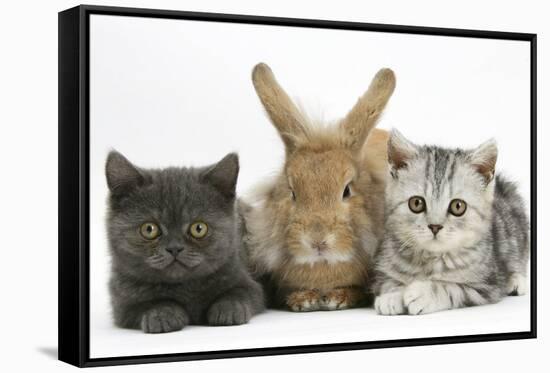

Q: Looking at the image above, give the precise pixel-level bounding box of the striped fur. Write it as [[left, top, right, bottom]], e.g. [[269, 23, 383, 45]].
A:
[[373, 130, 530, 315]]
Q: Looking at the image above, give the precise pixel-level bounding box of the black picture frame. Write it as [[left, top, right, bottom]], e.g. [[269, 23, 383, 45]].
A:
[[58, 4, 537, 368]]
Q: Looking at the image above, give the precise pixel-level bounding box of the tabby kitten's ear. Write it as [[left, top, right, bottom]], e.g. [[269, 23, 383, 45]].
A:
[[202, 153, 239, 199], [469, 139, 498, 184], [105, 150, 145, 194], [387, 129, 418, 176]]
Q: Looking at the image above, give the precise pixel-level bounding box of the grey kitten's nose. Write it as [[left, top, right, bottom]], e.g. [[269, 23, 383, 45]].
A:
[[428, 224, 443, 236], [166, 247, 184, 256]]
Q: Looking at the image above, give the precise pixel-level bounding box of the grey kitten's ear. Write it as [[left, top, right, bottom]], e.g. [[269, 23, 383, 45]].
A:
[[105, 150, 145, 194], [469, 139, 498, 184], [387, 129, 418, 175], [202, 153, 239, 199]]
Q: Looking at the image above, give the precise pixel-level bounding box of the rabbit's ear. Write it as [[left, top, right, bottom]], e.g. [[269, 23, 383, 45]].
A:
[[469, 139, 498, 184], [387, 129, 418, 176], [252, 63, 308, 152], [202, 152, 240, 199], [341, 68, 396, 152], [105, 150, 145, 194]]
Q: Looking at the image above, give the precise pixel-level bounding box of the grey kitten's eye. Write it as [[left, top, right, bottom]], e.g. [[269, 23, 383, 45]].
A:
[[140, 222, 161, 240], [449, 199, 467, 216], [343, 184, 351, 199], [408, 196, 426, 213], [189, 221, 208, 239]]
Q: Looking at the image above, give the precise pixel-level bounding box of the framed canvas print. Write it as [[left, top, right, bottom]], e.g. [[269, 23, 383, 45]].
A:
[[58, 5, 537, 367]]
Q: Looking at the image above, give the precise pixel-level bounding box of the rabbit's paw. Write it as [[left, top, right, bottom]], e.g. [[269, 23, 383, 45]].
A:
[[140, 304, 188, 333], [207, 299, 252, 326], [286, 290, 321, 312], [404, 281, 450, 315], [375, 291, 405, 315], [320, 287, 364, 310]]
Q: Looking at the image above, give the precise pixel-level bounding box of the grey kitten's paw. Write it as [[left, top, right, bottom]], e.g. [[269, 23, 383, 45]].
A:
[[375, 291, 405, 315], [207, 299, 252, 326], [404, 281, 450, 315], [140, 305, 188, 333]]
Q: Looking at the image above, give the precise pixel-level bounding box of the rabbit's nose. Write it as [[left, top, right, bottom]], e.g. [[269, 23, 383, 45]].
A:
[[312, 240, 329, 252]]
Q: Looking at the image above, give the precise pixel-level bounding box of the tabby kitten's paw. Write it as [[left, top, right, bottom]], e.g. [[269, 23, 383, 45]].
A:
[[375, 291, 405, 315], [404, 281, 450, 315], [140, 305, 189, 333], [286, 290, 321, 312], [507, 273, 527, 296], [207, 299, 252, 326]]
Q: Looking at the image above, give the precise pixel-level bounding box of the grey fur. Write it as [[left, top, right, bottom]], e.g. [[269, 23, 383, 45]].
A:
[[374, 130, 529, 315], [105, 151, 265, 333]]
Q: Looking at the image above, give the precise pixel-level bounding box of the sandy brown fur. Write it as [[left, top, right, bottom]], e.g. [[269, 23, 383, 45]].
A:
[[245, 63, 395, 311], [275, 257, 369, 290]]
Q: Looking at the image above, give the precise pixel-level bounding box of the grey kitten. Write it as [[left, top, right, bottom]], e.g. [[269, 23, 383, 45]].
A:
[[373, 130, 529, 315], [105, 151, 264, 333]]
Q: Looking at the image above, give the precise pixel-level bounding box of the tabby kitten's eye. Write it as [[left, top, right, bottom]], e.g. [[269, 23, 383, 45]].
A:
[[408, 196, 426, 213], [189, 221, 208, 239], [291, 190, 296, 201], [343, 184, 351, 199], [140, 222, 161, 240], [449, 199, 467, 216]]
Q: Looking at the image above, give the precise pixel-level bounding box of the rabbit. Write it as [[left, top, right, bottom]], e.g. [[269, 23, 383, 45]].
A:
[[242, 63, 396, 311]]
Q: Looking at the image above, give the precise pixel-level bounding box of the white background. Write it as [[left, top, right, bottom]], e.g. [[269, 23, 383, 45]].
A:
[[0, 0, 547, 372], [88, 13, 531, 358]]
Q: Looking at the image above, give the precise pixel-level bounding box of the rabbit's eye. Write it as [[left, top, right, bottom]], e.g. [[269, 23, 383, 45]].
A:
[[343, 184, 351, 199]]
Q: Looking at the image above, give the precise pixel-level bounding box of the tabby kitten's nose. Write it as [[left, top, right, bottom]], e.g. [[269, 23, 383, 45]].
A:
[[428, 224, 443, 236], [166, 247, 184, 256]]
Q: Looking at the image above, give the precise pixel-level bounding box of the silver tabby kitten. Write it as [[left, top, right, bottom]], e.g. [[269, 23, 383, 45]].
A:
[[373, 130, 529, 315]]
